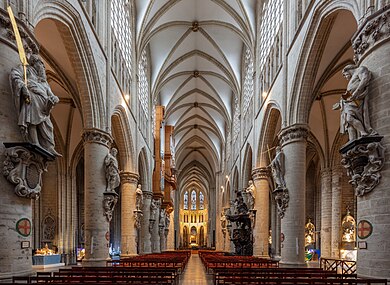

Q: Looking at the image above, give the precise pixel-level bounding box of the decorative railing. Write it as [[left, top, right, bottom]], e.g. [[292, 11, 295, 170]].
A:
[[320, 257, 356, 275]]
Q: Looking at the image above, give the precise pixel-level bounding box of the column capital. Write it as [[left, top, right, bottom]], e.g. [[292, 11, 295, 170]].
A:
[[278, 124, 309, 147], [82, 128, 112, 148], [352, 6, 390, 63], [143, 191, 154, 200], [251, 167, 270, 181], [120, 171, 139, 184], [320, 168, 332, 178]]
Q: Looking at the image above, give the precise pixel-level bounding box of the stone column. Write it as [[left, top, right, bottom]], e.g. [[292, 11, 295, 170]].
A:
[[140, 191, 152, 254], [252, 167, 271, 257], [279, 124, 308, 265], [82, 129, 112, 266], [120, 171, 139, 257], [166, 211, 175, 250], [331, 166, 343, 258], [151, 198, 161, 253], [320, 168, 332, 258], [351, 6, 390, 279]]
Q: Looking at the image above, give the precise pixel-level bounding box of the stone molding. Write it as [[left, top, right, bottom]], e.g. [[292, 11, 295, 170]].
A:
[[352, 5, 390, 63], [251, 167, 270, 181], [3, 146, 47, 199], [120, 171, 139, 185], [278, 124, 309, 147], [82, 128, 112, 148], [0, 10, 38, 56]]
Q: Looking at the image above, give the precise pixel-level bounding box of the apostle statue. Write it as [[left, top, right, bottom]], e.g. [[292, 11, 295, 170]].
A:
[[135, 184, 143, 210], [270, 146, 285, 190], [9, 53, 61, 157], [104, 148, 120, 192], [333, 64, 376, 141]]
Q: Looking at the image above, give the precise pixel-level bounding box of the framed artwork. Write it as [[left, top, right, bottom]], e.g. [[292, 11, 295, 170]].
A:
[[358, 241, 367, 249]]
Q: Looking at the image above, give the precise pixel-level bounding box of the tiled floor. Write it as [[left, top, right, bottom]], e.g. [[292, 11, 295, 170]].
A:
[[179, 253, 213, 285]]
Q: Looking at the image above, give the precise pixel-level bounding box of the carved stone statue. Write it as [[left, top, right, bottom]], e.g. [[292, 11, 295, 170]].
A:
[[9, 53, 61, 157], [150, 199, 158, 221], [136, 184, 143, 210], [270, 146, 285, 190], [159, 208, 166, 227], [104, 148, 120, 192], [102, 194, 118, 222], [333, 65, 376, 141], [244, 180, 255, 210]]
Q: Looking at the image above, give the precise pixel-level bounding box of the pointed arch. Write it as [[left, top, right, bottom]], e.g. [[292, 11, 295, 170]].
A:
[[288, 2, 359, 125], [33, 0, 106, 129], [112, 106, 136, 172]]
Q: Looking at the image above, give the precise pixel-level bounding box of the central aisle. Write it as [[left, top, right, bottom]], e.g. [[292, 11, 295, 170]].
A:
[[179, 253, 213, 285]]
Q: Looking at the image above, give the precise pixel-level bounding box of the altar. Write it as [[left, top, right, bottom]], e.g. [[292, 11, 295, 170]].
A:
[[32, 254, 64, 269]]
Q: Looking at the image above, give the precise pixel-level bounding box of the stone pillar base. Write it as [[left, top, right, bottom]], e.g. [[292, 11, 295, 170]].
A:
[[82, 258, 109, 267], [279, 261, 307, 267], [120, 253, 138, 258], [0, 269, 34, 280]]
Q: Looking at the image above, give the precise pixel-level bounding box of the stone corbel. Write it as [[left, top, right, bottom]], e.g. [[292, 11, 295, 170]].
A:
[[3, 144, 49, 199], [340, 136, 385, 196], [133, 209, 143, 229], [273, 187, 289, 219], [102, 191, 119, 222]]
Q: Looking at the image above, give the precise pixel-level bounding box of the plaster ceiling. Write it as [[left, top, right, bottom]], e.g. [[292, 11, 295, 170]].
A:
[[135, 0, 256, 186]]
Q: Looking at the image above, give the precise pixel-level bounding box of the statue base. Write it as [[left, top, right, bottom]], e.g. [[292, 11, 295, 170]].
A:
[[2, 142, 53, 199], [4, 142, 56, 161], [339, 135, 385, 196]]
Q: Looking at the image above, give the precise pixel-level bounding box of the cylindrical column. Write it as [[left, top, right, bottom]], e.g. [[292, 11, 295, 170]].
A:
[[120, 171, 139, 257], [351, 6, 390, 279], [151, 199, 161, 253], [166, 211, 175, 250], [279, 124, 308, 265], [331, 166, 343, 258], [320, 168, 332, 258], [82, 129, 112, 266], [252, 167, 271, 257], [140, 192, 153, 254]]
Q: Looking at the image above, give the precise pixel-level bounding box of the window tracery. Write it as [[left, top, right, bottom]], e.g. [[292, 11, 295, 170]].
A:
[[138, 50, 149, 117], [111, 0, 132, 73], [242, 47, 254, 115]]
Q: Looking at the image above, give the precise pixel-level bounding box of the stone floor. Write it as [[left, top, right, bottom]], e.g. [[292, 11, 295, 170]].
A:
[[179, 253, 213, 285]]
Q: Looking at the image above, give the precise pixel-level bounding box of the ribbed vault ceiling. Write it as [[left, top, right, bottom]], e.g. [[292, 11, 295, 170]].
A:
[[135, 0, 256, 188]]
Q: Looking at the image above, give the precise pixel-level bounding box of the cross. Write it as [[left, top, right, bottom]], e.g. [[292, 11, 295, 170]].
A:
[[18, 219, 31, 236], [358, 221, 371, 238]]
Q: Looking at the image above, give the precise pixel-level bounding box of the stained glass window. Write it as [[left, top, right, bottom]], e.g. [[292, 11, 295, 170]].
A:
[[184, 191, 188, 210], [199, 192, 204, 210], [191, 190, 196, 210]]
